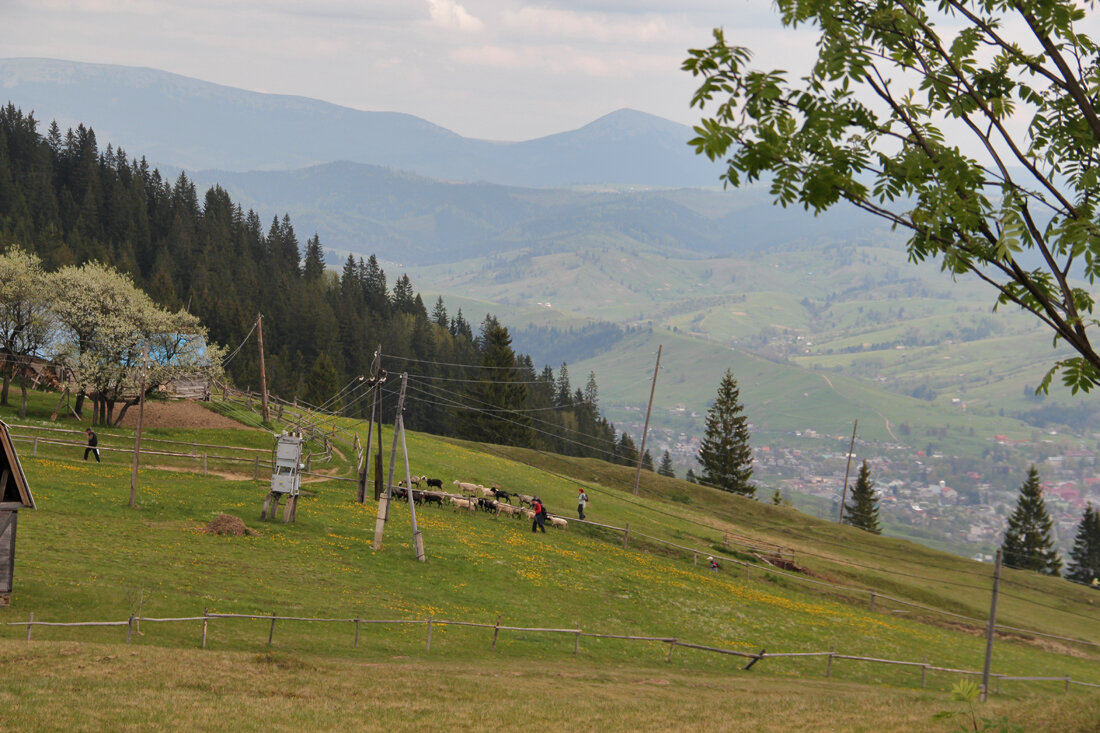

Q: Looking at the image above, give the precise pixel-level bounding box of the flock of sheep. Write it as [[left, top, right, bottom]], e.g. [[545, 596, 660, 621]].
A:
[[393, 476, 569, 529]]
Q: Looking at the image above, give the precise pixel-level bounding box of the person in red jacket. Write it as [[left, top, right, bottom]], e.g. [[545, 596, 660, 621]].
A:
[[531, 497, 546, 533]]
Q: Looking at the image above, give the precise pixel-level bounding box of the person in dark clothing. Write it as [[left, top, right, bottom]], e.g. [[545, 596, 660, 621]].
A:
[[84, 428, 100, 462], [531, 497, 546, 533], [577, 489, 589, 520]]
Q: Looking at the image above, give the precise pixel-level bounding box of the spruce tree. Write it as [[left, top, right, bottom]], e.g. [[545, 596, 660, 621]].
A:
[[1065, 504, 1100, 586], [697, 369, 754, 497], [658, 450, 675, 478], [462, 316, 530, 446], [842, 460, 881, 534], [615, 432, 639, 466], [685, 468, 698, 484], [771, 489, 784, 506], [1002, 466, 1062, 576], [641, 448, 654, 472]]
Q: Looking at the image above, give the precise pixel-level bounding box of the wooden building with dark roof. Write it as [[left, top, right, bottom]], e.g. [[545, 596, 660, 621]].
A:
[[0, 420, 35, 606]]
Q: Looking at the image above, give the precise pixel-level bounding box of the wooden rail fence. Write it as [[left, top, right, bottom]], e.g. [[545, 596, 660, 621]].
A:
[[8, 610, 1099, 695]]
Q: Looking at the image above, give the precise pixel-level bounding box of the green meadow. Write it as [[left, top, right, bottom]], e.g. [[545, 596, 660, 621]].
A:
[[1, 390, 1098, 730]]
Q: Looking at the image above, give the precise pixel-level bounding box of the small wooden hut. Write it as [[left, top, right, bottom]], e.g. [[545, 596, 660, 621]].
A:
[[0, 420, 35, 606]]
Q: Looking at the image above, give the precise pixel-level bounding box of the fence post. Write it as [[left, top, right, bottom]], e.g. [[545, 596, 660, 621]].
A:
[[126, 613, 134, 644], [426, 618, 433, 652], [354, 619, 360, 648], [826, 646, 834, 678], [921, 656, 927, 688], [667, 640, 676, 662], [201, 607, 208, 649], [745, 562, 750, 581], [574, 627, 581, 656], [870, 591, 876, 613], [268, 611, 276, 645], [492, 614, 501, 652], [622, 523, 630, 550], [693, 552, 697, 568], [1065, 676, 1071, 694], [25, 612, 33, 641]]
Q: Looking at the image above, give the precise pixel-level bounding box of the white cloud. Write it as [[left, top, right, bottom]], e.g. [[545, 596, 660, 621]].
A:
[[427, 0, 484, 32], [451, 43, 674, 77], [503, 6, 674, 43]]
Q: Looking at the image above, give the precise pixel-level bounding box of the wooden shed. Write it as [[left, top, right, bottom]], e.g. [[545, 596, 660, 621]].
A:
[[0, 420, 35, 606]]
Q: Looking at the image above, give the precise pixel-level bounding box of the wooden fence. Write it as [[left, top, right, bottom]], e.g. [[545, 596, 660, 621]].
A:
[[6, 426, 351, 483], [8, 609, 1099, 695]]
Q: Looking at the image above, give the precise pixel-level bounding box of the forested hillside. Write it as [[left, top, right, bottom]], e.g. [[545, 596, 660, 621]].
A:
[[0, 104, 632, 460]]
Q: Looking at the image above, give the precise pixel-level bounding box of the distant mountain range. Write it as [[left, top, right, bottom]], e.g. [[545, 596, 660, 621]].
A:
[[185, 161, 889, 266], [0, 58, 724, 188]]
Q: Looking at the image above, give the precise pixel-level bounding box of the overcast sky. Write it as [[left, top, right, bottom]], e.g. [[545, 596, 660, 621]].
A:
[[3, 0, 815, 141]]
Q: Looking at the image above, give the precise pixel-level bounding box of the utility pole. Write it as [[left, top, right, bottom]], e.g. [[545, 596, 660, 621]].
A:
[[256, 313, 270, 423], [129, 342, 148, 509], [373, 346, 385, 500], [981, 548, 1003, 702], [837, 419, 858, 523], [372, 373, 424, 561], [357, 348, 382, 503], [633, 344, 662, 496]]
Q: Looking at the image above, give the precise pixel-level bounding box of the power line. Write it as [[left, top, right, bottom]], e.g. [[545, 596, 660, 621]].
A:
[[403, 381, 623, 464], [220, 320, 259, 367]]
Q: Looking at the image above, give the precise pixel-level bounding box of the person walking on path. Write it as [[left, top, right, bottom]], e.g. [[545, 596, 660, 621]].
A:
[[577, 489, 589, 520], [708, 556, 719, 572], [84, 428, 100, 462], [531, 497, 547, 533]]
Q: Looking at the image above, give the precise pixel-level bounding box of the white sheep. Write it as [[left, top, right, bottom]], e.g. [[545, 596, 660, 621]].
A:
[[450, 497, 474, 512], [453, 480, 482, 495], [495, 502, 522, 519], [549, 516, 568, 529]]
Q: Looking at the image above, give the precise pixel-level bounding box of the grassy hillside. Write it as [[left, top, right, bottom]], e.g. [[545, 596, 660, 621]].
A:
[[1, 392, 1098, 731]]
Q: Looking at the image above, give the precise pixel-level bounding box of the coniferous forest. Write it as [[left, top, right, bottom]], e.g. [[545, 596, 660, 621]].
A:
[[0, 104, 623, 459]]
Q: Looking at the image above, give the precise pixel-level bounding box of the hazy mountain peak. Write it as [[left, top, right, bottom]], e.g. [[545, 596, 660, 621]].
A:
[[0, 57, 720, 187]]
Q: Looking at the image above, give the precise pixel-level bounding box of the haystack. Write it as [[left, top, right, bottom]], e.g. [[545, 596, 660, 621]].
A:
[[203, 513, 258, 536]]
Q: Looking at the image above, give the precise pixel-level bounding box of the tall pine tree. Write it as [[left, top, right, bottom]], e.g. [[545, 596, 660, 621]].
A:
[[1002, 466, 1062, 576], [1065, 504, 1100, 586], [658, 450, 675, 478], [697, 369, 754, 497], [842, 460, 881, 534], [462, 316, 531, 446]]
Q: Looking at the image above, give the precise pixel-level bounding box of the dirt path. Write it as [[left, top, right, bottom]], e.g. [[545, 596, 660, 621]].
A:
[[117, 401, 254, 430]]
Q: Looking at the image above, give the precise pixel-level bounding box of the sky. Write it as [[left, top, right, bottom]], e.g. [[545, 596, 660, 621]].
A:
[[1, 0, 812, 141]]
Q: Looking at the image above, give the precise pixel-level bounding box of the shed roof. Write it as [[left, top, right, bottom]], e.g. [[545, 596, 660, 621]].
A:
[[0, 421, 34, 509]]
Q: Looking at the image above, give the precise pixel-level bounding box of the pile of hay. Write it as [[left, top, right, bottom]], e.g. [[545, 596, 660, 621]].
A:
[[203, 513, 258, 536]]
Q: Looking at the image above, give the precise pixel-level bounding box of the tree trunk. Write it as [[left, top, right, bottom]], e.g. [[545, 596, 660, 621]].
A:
[[106, 398, 116, 426], [112, 397, 139, 427], [18, 370, 28, 419], [1, 370, 9, 407], [74, 392, 85, 418]]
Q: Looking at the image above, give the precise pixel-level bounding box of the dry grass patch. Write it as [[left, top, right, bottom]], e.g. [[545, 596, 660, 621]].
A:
[[1, 640, 1098, 732]]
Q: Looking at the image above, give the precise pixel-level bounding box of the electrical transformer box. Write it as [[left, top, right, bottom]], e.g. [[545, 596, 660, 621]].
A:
[[270, 433, 304, 496]]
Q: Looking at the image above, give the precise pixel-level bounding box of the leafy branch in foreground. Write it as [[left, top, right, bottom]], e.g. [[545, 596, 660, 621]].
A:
[[685, 0, 1100, 393], [933, 679, 1022, 732]]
